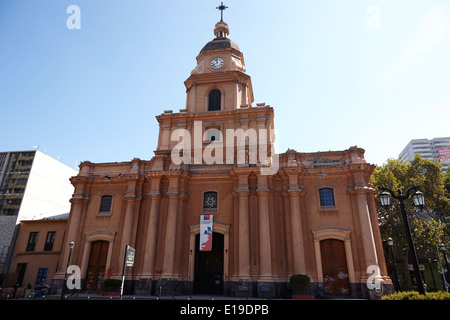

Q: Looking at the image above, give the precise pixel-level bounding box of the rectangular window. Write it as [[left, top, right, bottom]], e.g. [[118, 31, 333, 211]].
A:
[[16, 263, 27, 286], [26, 232, 38, 252], [319, 188, 335, 207], [99, 195, 113, 212], [44, 231, 56, 251], [36, 268, 48, 286]]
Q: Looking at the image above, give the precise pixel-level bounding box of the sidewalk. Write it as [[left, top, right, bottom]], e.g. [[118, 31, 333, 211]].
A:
[[16, 293, 268, 300], [10, 292, 367, 300], [9, 292, 291, 301]]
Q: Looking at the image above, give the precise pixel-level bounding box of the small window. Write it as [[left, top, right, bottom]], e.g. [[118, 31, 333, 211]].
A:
[[204, 128, 222, 142], [44, 231, 56, 251], [203, 191, 218, 210], [99, 195, 112, 212], [26, 232, 38, 252], [319, 188, 335, 207], [36, 268, 48, 286], [208, 90, 221, 111]]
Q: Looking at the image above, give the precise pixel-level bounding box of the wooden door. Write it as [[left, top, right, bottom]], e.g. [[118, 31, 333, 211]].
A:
[[84, 241, 109, 292], [320, 239, 350, 296]]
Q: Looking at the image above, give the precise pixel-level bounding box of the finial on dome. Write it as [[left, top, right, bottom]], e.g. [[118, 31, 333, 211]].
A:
[[216, 2, 228, 21], [214, 20, 229, 39]]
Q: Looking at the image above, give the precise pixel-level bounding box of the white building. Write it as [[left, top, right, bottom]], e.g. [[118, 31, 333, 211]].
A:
[[398, 137, 450, 172], [0, 150, 78, 272]]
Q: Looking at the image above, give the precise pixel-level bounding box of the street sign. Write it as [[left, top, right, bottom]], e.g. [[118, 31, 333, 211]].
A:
[[408, 264, 425, 271], [120, 244, 135, 300], [125, 246, 136, 267]]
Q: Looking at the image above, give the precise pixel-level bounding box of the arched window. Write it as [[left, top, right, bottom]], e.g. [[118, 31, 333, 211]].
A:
[[203, 191, 218, 210], [319, 188, 335, 207], [205, 128, 222, 142], [208, 90, 221, 111], [99, 195, 112, 212]]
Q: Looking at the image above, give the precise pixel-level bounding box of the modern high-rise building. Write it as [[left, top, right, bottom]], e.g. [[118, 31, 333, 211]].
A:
[[0, 150, 77, 272], [398, 137, 450, 172]]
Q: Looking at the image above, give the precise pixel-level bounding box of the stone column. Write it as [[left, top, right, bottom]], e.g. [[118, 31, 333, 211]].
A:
[[174, 175, 188, 276], [120, 181, 139, 272], [158, 122, 171, 151], [236, 173, 251, 280], [162, 176, 179, 278], [355, 191, 378, 268], [119, 160, 142, 276], [257, 175, 272, 280], [287, 172, 306, 275], [55, 164, 91, 281], [59, 197, 86, 274], [187, 83, 197, 112], [142, 177, 161, 276], [367, 192, 390, 278]]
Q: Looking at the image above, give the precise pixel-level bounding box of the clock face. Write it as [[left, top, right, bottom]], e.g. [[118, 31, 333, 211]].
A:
[[210, 57, 224, 69]]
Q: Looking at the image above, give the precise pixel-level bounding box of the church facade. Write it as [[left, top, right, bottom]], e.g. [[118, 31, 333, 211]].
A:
[[52, 17, 391, 298]]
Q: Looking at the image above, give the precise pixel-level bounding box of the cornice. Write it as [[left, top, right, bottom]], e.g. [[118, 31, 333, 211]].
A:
[[184, 70, 250, 90]]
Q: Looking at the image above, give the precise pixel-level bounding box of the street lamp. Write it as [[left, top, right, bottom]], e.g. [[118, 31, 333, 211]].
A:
[[60, 241, 75, 300], [378, 185, 425, 294], [440, 244, 449, 292], [387, 237, 401, 292], [379, 191, 391, 207], [411, 190, 425, 209]]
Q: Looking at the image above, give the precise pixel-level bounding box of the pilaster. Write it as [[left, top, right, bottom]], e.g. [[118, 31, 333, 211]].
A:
[[142, 177, 161, 277], [161, 175, 180, 278], [235, 172, 251, 280], [256, 175, 273, 281], [285, 170, 306, 275]]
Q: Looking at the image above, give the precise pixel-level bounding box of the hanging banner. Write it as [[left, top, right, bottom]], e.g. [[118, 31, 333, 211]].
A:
[[200, 215, 213, 251]]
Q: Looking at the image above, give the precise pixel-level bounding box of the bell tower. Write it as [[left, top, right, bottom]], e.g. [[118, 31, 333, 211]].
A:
[[184, 18, 254, 113], [154, 3, 275, 172]]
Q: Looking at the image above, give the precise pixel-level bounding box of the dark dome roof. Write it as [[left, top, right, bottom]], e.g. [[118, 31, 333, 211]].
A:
[[200, 38, 240, 53]]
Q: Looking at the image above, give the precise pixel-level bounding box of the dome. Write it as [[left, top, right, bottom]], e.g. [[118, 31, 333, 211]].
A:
[[200, 20, 240, 53], [200, 38, 240, 53]]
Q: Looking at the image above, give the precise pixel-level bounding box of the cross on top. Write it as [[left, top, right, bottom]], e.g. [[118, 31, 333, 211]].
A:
[[216, 2, 228, 21]]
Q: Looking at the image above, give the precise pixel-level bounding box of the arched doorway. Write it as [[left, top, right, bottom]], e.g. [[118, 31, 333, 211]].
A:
[[194, 232, 224, 294], [85, 240, 109, 292], [320, 239, 350, 296]]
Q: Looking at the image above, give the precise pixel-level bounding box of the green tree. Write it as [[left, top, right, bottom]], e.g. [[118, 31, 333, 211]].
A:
[[444, 171, 450, 195], [411, 217, 447, 257], [372, 155, 450, 290]]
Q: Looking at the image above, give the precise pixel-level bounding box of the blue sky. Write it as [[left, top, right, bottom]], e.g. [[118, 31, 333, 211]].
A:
[[0, 0, 449, 170]]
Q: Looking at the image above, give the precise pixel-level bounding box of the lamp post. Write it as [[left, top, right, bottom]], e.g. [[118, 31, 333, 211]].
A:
[[440, 244, 449, 292], [60, 241, 75, 300], [428, 258, 436, 290], [378, 185, 425, 295], [387, 237, 401, 292]]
